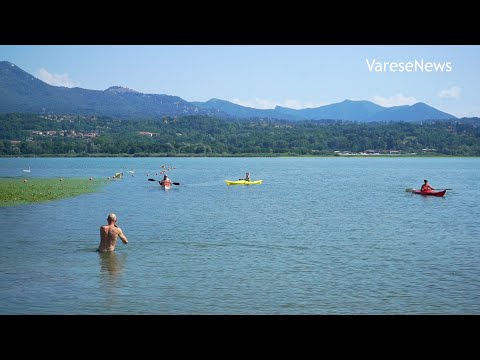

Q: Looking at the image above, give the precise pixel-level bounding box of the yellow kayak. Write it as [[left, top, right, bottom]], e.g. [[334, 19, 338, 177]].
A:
[[225, 180, 263, 185]]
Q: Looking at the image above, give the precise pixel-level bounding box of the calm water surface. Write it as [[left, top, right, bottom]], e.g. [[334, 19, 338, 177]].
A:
[[0, 157, 479, 314]]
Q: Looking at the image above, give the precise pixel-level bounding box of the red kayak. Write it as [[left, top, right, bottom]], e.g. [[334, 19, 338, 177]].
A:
[[413, 189, 447, 197]]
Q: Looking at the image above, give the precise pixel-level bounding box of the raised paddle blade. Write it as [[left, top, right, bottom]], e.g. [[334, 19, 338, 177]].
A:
[[147, 178, 157, 181], [173, 182, 180, 185]]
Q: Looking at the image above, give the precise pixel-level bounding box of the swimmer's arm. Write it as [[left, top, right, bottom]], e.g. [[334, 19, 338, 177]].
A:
[[117, 228, 128, 244]]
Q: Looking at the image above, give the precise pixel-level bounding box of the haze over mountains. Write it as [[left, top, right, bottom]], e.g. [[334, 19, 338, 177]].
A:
[[0, 61, 457, 122]]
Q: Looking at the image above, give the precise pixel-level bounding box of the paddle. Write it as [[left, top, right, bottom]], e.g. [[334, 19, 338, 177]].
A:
[[148, 178, 180, 185]]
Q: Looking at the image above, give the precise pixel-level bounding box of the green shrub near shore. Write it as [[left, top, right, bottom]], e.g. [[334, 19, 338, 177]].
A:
[[0, 178, 106, 207]]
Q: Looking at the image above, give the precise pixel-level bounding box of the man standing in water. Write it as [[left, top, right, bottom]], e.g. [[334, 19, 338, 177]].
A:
[[98, 213, 128, 252]]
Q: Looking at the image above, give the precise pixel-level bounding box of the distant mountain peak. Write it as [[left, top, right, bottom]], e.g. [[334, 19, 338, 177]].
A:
[[195, 98, 457, 122], [0, 61, 31, 74], [206, 98, 229, 104], [104, 86, 139, 94], [0, 60, 46, 87], [340, 99, 370, 104], [411, 102, 428, 107], [0, 61, 16, 67]]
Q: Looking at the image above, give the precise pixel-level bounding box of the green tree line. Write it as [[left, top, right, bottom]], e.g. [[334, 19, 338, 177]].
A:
[[1, 113, 479, 156]]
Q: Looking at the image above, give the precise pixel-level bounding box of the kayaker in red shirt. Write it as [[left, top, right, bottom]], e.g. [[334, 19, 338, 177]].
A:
[[420, 179, 434, 191], [160, 174, 172, 187]]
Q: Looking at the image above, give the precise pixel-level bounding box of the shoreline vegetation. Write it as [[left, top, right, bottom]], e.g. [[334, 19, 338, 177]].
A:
[[0, 153, 477, 158], [0, 178, 106, 207], [1, 114, 479, 157]]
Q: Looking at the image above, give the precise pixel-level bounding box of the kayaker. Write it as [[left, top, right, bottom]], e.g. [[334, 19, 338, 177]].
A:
[[420, 179, 435, 191], [98, 213, 128, 252], [245, 172, 251, 181], [160, 174, 172, 187]]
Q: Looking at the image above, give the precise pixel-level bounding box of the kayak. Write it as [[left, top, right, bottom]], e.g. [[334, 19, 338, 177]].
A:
[[225, 180, 263, 185], [412, 189, 446, 197]]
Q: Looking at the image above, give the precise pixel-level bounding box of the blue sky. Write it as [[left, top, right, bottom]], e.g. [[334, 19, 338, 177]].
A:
[[1, 45, 479, 117]]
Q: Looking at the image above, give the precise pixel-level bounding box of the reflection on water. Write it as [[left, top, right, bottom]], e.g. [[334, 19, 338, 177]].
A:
[[98, 251, 127, 276], [98, 251, 127, 307]]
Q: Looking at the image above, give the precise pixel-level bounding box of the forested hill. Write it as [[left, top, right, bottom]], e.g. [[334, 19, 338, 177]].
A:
[[0, 61, 223, 119], [193, 98, 457, 122], [1, 113, 479, 156], [1, 61, 457, 122]]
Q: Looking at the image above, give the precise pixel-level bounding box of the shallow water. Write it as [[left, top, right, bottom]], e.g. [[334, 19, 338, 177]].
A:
[[0, 157, 479, 314]]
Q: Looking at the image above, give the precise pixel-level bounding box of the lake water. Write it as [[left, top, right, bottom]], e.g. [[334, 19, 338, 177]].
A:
[[0, 157, 479, 314]]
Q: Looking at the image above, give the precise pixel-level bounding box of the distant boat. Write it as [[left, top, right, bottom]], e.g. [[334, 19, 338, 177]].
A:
[[225, 179, 263, 185], [23, 167, 31, 173]]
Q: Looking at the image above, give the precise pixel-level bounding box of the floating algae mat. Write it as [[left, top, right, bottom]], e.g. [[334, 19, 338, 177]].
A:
[[0, 178, 107, 207]]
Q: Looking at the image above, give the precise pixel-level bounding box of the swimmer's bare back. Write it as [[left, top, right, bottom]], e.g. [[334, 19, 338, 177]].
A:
[[97, 224, 128, 252]]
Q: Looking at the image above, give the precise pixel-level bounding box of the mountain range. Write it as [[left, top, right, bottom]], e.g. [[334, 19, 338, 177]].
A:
[[0, 61, 457, 122]]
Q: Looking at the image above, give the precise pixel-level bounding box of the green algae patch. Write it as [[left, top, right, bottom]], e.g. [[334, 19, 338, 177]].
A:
[[0, 178, 107, 207]]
